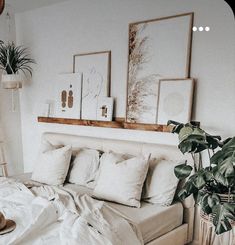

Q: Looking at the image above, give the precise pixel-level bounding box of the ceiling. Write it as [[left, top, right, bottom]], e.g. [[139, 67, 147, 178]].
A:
[[6, 0, 69, 13]]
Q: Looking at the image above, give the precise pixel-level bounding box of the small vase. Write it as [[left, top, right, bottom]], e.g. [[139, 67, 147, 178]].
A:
[[1, 74, 22, 89]]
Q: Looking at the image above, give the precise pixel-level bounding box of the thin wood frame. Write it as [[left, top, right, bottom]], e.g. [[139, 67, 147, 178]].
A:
[[73, 50, 111, 120], [125, 12, 194, 124], [73, 50, 111, 96], [157, 78, 194, 124]]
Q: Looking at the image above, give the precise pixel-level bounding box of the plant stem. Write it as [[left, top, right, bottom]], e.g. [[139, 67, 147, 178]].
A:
[[199, 152, 203, 170], [191, 153, 197, 172], [228, 187, 231, 203], [207, 149, 211, 170]]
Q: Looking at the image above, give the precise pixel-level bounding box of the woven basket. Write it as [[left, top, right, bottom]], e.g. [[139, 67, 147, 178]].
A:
[[200, 191, 235, 225]]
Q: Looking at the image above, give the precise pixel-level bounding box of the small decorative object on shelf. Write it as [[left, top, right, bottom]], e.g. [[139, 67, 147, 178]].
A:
[[168, 120, 235, 244], [96, 97, 113, 121]]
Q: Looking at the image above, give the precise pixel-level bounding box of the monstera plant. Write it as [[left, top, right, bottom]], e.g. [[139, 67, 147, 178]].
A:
[[168, 120, 235, 235]]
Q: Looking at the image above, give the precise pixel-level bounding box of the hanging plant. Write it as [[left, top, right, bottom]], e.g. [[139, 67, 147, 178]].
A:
[[0, 41, 35, 76]]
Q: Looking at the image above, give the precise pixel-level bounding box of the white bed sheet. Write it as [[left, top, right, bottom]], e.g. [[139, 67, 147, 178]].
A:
[[13, 174, 183, 244], [64, 183, 183, 244]]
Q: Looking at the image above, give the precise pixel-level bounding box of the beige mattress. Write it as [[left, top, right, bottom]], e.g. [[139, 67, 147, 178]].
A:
[[13, 174, 183, 244]]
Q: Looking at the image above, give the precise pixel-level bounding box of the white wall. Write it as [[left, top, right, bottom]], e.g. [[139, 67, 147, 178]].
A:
[[15, 0, 235, 172], [0, 5, 24, 174]]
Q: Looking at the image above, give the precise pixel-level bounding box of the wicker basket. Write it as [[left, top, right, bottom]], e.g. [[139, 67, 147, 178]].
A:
[[200, 191, 235, 225]]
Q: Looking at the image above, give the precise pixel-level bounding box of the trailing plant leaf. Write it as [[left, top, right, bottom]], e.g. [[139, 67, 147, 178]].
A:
[[212, 203, 235, 235], [0, 41, 35, 75], [174, 162, 193, 180]]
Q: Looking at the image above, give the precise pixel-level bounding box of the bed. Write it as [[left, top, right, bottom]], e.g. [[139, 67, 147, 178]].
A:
[[0, 132, 195, 245]]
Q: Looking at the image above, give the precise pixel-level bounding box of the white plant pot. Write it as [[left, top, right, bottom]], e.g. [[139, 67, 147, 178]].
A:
[[1, 74, 22, 89]]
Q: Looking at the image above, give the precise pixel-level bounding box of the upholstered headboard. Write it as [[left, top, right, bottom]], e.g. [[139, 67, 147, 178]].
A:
[[43, 132, 190, 161], [42, 132, 195, 243]]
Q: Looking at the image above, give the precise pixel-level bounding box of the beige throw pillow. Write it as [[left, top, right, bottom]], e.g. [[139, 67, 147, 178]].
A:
[[142, 159, 179, 206], [68, 148, 100, 187], [31, 141, 72, 185], [93, 152, 150, 208]]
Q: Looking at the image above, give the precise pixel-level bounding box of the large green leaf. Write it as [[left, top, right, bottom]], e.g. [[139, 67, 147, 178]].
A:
[[210, 150, 224, 165], [200, 193, 212, 214], [212, 203, 235, 235], [178, 181, 198, 201], [214, 171, 231, 187], [222, 137, 235, 150], [174, 163, 193, 180], [207, 193, 220, 208], [217, 156, 235, 178], [178, 126, 193, 143], [206, 134, 222, 150]]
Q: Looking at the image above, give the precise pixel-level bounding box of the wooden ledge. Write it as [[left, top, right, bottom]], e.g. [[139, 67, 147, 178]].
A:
[[38, 117, 172, 132]]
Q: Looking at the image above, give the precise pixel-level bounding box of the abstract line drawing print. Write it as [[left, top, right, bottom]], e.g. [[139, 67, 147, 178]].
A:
[[73, 51, 111, 120]]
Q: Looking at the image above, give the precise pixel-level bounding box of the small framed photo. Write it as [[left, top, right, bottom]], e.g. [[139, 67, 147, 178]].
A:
[[96, 97, 114, 121], [157, 78, 194, 124]]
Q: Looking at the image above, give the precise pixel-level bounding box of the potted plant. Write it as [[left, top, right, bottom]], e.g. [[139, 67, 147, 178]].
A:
[[167, 120, 235, 235], [0, 40, 35, 89]]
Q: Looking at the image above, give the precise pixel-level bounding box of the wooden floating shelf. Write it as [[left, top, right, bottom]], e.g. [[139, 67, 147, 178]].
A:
[[38, 117, 172, 132]]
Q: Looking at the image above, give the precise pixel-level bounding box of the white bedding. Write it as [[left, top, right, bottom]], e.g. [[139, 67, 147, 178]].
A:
[[63, 183, 183, 243], [10, 174, 184, 243], [0, 178, 143, 245]]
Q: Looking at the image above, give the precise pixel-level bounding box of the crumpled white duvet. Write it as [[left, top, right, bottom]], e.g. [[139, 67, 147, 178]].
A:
[[0, 178, 143, 245]]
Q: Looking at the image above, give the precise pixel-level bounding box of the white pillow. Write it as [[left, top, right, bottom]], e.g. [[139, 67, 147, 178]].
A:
[[68, 148, 100, 187], [142, 159, 179, 206], [93, 152, 150, 208], [31, 141, 72, 186]]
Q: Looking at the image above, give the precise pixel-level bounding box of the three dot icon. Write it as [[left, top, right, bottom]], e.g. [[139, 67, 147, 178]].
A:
[[193, 26, 210, 32]]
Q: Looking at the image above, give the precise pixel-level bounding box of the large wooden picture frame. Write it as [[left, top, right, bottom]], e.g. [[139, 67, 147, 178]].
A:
[[126, 12, 194, 124], [73, 51, 111, 120]]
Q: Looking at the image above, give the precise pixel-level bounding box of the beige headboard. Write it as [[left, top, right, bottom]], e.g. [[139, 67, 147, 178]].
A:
[[42, 132, 195, 243], [43, 132, 190, 161]]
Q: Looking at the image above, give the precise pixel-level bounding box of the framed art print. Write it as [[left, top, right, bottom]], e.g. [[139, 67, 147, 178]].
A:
[[55, 73, 82, 119], [96, 97, 114, 121], [73, 51, 111, 120], [157, 78, 194, 124], [126, 13, 194, 124]]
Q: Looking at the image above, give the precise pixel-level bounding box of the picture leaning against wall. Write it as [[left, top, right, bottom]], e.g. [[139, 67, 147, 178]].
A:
[[73, 51, 111, 120], [126, 13, 194, 124]]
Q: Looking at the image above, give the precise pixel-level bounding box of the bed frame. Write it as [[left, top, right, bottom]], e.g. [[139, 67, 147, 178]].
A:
[[40, 132, 195, 245]]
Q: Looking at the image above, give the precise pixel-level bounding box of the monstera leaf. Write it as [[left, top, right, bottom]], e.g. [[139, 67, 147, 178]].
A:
[[206, 134, 222, 150], [217, 156, 235, 178], [174, 162, 193, 180], [212, 203, 235, 235], [178, 180, 198, 201]]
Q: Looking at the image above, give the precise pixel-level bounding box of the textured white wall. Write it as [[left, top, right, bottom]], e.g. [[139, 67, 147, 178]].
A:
[[15, 0, 235, 172], [0, 5, 23, 174]]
